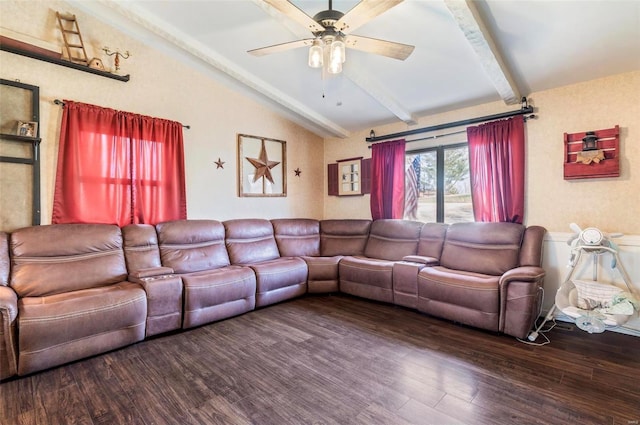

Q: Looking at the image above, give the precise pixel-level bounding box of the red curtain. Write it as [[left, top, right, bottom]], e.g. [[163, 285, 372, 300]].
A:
[[370, 139, 406, 220], [467, 115, 525, 223], [52, 101, 186, 226]]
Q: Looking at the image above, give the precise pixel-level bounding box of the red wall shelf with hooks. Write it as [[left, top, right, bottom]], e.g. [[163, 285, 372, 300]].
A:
[[563, 125, 619, 180]]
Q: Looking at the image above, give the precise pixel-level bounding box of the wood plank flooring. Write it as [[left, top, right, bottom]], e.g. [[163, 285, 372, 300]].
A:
[[1, 294, 639, 425]]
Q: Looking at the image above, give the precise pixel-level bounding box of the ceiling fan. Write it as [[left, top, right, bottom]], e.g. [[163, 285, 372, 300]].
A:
[[248, 0, 415, 74]]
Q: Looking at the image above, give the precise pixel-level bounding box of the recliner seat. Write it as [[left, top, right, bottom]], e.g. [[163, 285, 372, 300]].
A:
[[224, 219, 307, 307], [9, 224, 147, 376], [156, 220, 256, 329], [339, 219, 423, 303], [417, 222, 546, 338]]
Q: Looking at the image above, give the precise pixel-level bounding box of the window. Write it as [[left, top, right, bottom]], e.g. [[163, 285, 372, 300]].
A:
[[405, 143, 473, 223]]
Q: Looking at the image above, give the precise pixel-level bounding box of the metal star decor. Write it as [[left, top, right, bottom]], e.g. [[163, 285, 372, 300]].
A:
[[214, 158, 225, 169], [294, 168, 302, 177], [245, 140, 280, 184]]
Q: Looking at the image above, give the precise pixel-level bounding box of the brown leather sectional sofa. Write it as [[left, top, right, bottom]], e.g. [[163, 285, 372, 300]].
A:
[[0, 218, 546, 380]]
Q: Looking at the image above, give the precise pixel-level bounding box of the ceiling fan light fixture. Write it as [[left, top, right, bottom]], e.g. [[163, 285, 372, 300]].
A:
[[330, 35, 346, 64], [327, 56, 342, 74], [308, 38, 324, 68]]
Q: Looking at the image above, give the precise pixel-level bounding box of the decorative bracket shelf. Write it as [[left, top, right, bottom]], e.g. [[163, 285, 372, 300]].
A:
[[0, 38, 129, 82]]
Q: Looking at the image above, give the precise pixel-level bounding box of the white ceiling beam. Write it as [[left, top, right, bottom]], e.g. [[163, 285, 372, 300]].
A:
[[343, 66, 418, 125], [70, 0, 350, 138], [444, 0, 521, 105]]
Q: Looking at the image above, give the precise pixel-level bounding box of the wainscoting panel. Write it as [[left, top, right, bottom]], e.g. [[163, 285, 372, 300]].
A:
[[542, 232, 640, 337]]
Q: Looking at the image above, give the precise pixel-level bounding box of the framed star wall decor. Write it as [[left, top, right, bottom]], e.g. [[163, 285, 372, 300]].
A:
[[237, 134, 287, 197]]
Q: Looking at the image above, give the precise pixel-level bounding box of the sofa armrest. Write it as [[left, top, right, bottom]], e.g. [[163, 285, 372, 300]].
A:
[[0, 286, 18, 380], [401, 255, 439, 266], [499, 266, 546, 339], [128, 266, 175, 282], [0, 286, 17, 321], [499, 266, 545, 285]]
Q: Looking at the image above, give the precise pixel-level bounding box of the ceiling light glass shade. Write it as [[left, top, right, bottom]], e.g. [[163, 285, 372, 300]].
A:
[[308, 39, 323, 68], [330, 36, 346, 64], [328, 57, 342, 74]]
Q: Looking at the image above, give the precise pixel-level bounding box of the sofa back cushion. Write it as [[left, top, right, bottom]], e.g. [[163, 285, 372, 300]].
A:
[[364, 219, 423, 261], [416, 223, 449, 259], [320, 219, 371, 256], [272, 219, 320, 257], [122, 224, 162, 273], [156, 220, 230, 273], [519, 225, 546, 267], [440, 222, 525, 275], [10, 224, 127, 298], [224, 219, 280, 264], [0, 232, 9, 287]]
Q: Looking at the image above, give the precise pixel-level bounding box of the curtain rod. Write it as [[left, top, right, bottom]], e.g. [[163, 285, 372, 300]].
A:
[[53, 99, 190, 129], [367, 113, 537, 149], [366, 97, 534, 143], [367, 129, 465, 149]]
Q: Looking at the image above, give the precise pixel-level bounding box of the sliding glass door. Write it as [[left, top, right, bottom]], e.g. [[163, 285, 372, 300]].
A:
[[405, 143, 472, 223]]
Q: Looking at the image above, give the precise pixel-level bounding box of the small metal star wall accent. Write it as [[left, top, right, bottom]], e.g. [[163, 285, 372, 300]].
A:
[[294, 168, 302, 177], [214, 158, 225, 169]]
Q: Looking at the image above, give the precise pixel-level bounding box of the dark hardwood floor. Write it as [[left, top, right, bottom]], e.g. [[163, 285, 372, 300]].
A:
[[2, 294, 639, 425]]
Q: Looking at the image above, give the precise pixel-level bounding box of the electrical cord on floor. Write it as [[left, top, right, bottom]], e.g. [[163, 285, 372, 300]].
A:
[[516, 287, 556, 346], [517, 318, 556, 346]]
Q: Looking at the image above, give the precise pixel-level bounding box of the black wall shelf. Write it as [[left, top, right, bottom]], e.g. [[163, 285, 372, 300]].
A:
[[1, 43, 130, 82], [0, 78, 42, 226]]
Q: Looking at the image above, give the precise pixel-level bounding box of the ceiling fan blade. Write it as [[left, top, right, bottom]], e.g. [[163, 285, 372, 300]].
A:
[[248, 38, 314, 56], [334, 0, 403, 34], [261, 0, 324, 33], [345, 34, 414, 60]]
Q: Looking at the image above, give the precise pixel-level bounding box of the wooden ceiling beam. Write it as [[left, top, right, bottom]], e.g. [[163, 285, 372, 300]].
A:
[[70, 0, 350, 138], [444, 0, 521, 105], [343, 67, 418, 125]]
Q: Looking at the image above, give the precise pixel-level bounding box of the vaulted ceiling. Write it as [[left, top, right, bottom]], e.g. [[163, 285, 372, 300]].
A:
[[70, 0, 640, 138]]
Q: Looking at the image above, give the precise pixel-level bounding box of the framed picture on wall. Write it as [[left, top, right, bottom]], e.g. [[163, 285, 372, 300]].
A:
[[237, 134, 287, 197], [16, 121, 38, 137]]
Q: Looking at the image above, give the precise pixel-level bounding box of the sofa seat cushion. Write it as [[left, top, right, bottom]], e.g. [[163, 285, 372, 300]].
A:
[[303, 255, 342, 293], [339, 256, 395, 303], [304, 256, 342, 281], [250, 257, 307, 307], [181, 266, 256, 329], [17, 282, 146, 375], [417, 266, 500, 332]]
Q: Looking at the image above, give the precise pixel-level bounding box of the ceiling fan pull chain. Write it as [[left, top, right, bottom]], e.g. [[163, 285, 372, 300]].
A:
[[322, 65, 326, 98]]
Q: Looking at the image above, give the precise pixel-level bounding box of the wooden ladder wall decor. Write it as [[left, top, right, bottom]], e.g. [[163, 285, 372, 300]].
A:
[[56, 12, 88, 65]]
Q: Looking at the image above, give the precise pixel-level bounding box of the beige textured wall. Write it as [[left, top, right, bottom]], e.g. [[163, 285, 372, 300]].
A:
[[325, 71, 640, 235], [0, 1, 324, 230]]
